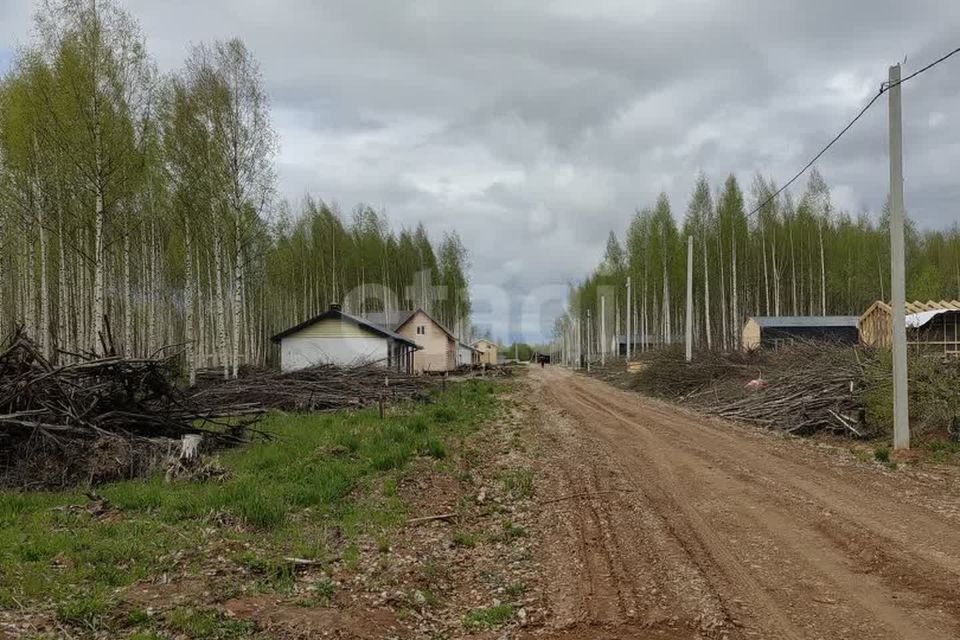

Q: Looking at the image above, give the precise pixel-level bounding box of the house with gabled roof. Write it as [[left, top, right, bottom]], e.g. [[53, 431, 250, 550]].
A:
[[365, 308, 461, 373], [270, 304, 418, 373], [471, 338, 498, 365]]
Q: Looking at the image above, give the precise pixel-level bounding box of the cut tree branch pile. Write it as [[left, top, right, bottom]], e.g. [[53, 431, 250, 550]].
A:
[[0, 328, 261, 488], [188, 363, 434, 413], [594, 343, 871, 437]]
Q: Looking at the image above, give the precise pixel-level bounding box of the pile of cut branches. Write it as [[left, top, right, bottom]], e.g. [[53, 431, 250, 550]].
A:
[[189, 363, 433, 413], [634, 343, 870, 437], [0, 328, 261, 488]]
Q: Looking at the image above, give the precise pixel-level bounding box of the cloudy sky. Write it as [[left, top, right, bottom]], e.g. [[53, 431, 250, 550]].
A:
[[2, 1, 959, 342]]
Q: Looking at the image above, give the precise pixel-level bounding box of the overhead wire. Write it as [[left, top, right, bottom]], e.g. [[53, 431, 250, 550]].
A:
[[747, 45, 960, 219]]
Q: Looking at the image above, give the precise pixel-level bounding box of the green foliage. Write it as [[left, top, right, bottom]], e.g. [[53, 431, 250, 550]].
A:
[[166, 608, 254, 639], [862, 351, 960, 436], [0, 379, 502, 630], [452, 531, 478, 548], [0, 0, 471, 364], [501, 468, 534, 499], [564, 168, 960, 352], [463, 604, 514, 629]]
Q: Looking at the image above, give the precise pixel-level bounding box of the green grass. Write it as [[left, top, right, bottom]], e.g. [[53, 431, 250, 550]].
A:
[[501, 467, 534, 499], [0, 379, 503, 635], [463, 603, 515, 629]]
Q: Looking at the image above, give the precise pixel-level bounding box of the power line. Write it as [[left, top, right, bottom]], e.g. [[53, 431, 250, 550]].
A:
[[747, 44, 960, 219]]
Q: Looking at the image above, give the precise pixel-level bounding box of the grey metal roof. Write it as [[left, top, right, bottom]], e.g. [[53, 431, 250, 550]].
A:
[[363, 309, 416, 331], [271, 307, 419, 347], [751, 316, 859, 328]]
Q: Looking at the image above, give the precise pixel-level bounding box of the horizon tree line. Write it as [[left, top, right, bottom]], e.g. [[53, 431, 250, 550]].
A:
[[561, 169, 960, 356], [0, 0, 472, 381]]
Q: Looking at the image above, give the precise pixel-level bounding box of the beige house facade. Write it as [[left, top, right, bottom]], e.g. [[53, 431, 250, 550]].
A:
[[472, 338, 499, 365], [394, 309, 458, 372], [365, 308, 463, 373]]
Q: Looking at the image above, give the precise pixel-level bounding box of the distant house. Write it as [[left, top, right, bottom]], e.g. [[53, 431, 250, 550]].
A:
[[271, 304, 418, 372], [365, 308, 460, 373], [472, 339, 498, 365], [457, 341, 480, 367], [859, 300, 960, 357], [611, 334, 659, 356], [741, 316, 860, 351]]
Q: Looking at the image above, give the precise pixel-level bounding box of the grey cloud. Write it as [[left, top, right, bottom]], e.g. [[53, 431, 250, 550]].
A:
[[3, 0, 960, 341]]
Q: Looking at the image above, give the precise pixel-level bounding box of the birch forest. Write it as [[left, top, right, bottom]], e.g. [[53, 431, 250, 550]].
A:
[[564, 170, 960, 352], [0, 0, 471, 379]]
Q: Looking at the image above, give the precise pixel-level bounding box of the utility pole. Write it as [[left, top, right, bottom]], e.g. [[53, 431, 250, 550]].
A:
[[626, 276, 632, 360], [889, 63, 910, 450], [576, 316, 581, 369], [586, 309, 592, 372], [600, 295, 606, 366], [686, 235, 694, 363]]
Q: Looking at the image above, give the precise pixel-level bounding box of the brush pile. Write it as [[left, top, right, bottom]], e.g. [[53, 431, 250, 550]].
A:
[[188, 363, 433, 413], [0, 328, 261, 488], [629, 343, 870, 436]]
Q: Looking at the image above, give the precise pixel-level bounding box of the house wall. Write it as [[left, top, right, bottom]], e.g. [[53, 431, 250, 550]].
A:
[[474, 340, 498, 365], [456, 345, 474, 367], [279, 318, 389, 371], [741, 319, 761, 351], [396, 310, 456, 372], [761, 326, 859, 348], [859, 304, 892, 348]]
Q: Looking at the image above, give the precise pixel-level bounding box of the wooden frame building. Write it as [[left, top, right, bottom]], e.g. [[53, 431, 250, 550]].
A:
[[859, 300, 960, 357]]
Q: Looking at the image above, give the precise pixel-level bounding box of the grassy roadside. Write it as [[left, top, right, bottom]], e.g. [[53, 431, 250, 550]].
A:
[[0, 379, 503, 639]]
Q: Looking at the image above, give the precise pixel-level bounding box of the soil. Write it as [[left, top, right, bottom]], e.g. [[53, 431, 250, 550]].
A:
[[10, 367, 960, 639], [523, 365, 960, 640]]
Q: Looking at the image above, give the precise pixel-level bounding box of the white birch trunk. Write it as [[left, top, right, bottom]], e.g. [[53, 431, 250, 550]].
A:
[[702, 238, 712, 350], [731, 228, 738, 345], [231, 214, 242, 378], [761, 223, 770, 316], [214, 230, 228, 380], [123, 231, 132, 356], [92, 119, 105, 353], [717, 226, 728, 351], [184, 219, 196, 386], [818, 218, 827, 315]]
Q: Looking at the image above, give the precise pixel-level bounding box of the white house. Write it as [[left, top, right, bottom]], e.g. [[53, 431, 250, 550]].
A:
[[271, 304, 418, 372]]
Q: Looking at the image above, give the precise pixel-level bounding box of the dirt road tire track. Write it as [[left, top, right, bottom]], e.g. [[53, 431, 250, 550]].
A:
[[525, 367, 960, 640]]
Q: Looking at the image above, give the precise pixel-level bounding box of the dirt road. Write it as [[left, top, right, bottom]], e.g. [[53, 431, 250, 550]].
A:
[[526, 366, 960, 640]]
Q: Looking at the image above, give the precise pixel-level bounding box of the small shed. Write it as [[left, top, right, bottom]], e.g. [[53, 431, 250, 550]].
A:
[[859, 300, 960, 357], [742, 316, 860, 351], [472, 339, 499, 366], [271, 304, 418, 372], [612, 334, 659, 355]]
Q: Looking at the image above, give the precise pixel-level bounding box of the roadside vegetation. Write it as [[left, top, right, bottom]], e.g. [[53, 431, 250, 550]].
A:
[[0, 379, 502, 639], [589, 345, 960, 462]]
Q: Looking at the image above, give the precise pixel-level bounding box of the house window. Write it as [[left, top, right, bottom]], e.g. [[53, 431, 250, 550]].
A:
[[417, 325, 425, 335]]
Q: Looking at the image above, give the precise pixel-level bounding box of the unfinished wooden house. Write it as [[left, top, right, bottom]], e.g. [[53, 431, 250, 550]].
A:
[[859, 300, 960, 357]]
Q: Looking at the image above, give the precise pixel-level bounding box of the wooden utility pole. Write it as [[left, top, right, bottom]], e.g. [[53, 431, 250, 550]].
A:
[[600, 295, 606, 366], [889, 63, 910, 450], [626, 276, 632, 360], [686, 235, 694, 363]]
